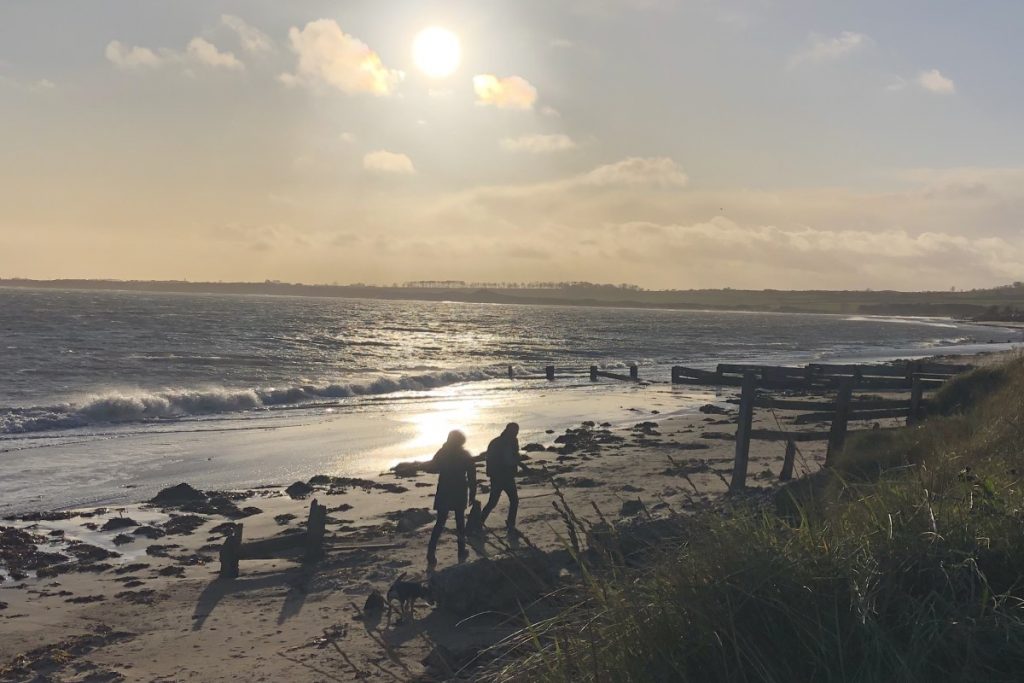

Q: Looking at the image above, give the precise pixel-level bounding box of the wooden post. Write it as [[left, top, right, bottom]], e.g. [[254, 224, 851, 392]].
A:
[[590, 365, 598, 382], [671, 366, 680, 384], [219, 523, 243, 579], [730, 372, 756, 492], [629, 364, 638, 381], [908, 375, 924, 425], [304, 499, 327, 564], [545, 365, 555, 381], [779, 439, 796, 481], [507, 365, 514, 380], [825, 380, 853, 467]]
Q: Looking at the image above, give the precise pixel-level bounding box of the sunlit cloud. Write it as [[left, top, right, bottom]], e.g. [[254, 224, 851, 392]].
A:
[[363, 150, 416, 174], [918, 69, 955, 94], [789, 31, 869, 68], [473, 74, 537, 109], [105, 38, 243, 71], [581, 157, 688, 187], [500, 133, 576, 153], [280, 19, 403, 95], [221, 15, 275, 54]]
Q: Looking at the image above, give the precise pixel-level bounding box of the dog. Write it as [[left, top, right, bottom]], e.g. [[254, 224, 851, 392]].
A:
[[386, 573, 435, 624]]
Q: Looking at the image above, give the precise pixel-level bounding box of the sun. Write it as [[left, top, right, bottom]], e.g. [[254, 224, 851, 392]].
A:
[[412, 27, 461, 79]]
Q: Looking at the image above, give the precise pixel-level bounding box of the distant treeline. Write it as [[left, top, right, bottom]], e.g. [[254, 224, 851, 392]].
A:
[[2, 278, 1023, 320]]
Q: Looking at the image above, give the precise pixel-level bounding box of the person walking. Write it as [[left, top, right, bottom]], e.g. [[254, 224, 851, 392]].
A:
[[426, 430, 477, 568], [479, 422, 526, 534]]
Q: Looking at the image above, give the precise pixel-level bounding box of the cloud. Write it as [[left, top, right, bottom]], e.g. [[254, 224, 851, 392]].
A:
[[581, 157, 688, 187], [105, 38, 243, 71], [473, 74, 537, 110], [281, 19, 402, 95], [186, 38, 244, 70], [339, 132, 356, 143], [105, 41, 163, 69], [789, 31, 869, 67], [500, 134, 576, 153], [918, 69, 955, 94], [221, 15, 274, 53], [363, 150, 416, 174]]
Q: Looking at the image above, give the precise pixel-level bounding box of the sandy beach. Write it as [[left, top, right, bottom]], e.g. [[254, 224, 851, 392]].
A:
[[0, 349, 1016, 682]]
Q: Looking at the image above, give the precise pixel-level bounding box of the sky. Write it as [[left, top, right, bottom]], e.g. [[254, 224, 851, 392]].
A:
[[2, 0, 1023, 291]]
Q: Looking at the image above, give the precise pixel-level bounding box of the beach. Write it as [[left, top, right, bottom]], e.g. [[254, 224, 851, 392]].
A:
[[3, 346, 1017, 681]]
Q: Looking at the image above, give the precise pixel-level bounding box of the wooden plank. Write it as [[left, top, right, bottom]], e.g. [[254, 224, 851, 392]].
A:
[[808, 363, 908, 378], [717, 363, 807, 379], [595, 370, 635, 382], [793, 408, 910, 425], [741, 397, 922, 411], [825, 381, 853, 466], [730, 373, 756, 492], [238, 533, 305, 560], [744, 427, 899, 442]]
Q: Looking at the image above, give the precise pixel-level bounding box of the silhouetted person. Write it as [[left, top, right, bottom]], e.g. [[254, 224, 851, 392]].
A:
[[480, 422, 526, 533], [426, 430, 476, 568]]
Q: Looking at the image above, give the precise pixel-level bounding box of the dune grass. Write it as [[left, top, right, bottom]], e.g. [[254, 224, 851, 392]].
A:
[[499, 357, 1024, 682]]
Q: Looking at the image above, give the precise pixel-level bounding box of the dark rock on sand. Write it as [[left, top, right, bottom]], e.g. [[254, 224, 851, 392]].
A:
[[362, 590, 385, 615], [133, 525, 165, 539], [112, 534, 134, 546], [1, 526, 69, 574], [392, 461, 422, 478], [274, 513, 297, 526], [620, 499, 645, 517], [101, 517, 139, 532], [158, 566, 186, 578], [150, 483, 205, 506], [115, 589, 156, 605], [386, 508, 433, 533], [699, 403, 732, 415], [523, 443, 546, 452], [431, 549, 570, 617], [115, 563, 151, 575], [285, 481, 314, 499], [162, 514, 206, 536], [145, 544, 180, 557], [66, 541, 119, 563]]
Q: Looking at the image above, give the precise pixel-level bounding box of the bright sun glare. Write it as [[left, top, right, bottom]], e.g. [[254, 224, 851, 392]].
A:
[[412, 26, 461, 78]]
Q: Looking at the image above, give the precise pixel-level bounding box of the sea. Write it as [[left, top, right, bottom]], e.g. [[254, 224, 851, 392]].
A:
[[2, 287, 1020, 514]]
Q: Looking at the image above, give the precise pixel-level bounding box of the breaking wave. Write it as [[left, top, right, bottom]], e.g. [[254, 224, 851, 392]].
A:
[[0, 369, 504, 435]]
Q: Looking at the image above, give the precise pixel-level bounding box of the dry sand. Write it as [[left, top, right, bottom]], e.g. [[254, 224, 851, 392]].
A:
[[0, 349, 1014, 682]]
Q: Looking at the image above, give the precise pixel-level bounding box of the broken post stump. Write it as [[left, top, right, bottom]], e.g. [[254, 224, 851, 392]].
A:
[[780, 439, 796, 481], [629, 364, 638, 381], [218, 523, 243, 579], [590, 365, 598, 382], [304, 499, 327, 564], [908, 375, 924, 425], [545, 365, 555, 381], [825, 380, 853, 467], [730, 372, 756, 492]]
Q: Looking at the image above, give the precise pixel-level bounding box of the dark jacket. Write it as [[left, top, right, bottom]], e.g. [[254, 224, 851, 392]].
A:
[[485, 435, 520, 481], [428, 443, 477, 511]]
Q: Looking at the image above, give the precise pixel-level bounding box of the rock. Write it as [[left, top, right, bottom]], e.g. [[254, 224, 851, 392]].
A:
[[159, 566, 186, 577], [362, 590, 385, 615], [162, 515, 206, 536], [285, 481, 314, 499], [617, 484, 644, 493], [132, 525, 165, 539], [523, 443, 546, 452], [112, 534, 134, 546], [150, 483, 205, 506], [115, 589, 156, 605], [555, 477, 600, 488], [620, 499, 644, 517], [392, 461, 422, 478], [274, 513, 297, 526], [101, 517, 139, 532], [430, 549, 569, 617], [114, 563, 150, 575], [145, 544, 179, 557], [699, 403, 731, 415], [308, 474, 332, 486], [66, 541, 119, 563], [386, 508, 434, 533]]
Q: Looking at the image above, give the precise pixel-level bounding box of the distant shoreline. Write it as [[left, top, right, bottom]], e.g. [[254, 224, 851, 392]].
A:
[[3, 277, 1024, 320]]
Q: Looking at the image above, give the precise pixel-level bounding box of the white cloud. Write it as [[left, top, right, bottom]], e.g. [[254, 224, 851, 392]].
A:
[[918, 69, 955, 94], [500, 134, 577, 153], [789, 31, 869, 67], [105, 41, 164, 69], [581, 157, 688, 187], [106, 38, 243, 71], [221, 15, 274, 53], [363, 150, 416, 174], [281, 19, 403, 95], [339, 132, 356, 143], [186, 38, 244, 70], [473, 74, 538, 110]]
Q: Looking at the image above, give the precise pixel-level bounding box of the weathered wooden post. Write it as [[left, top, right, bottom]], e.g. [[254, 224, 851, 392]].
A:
[[590, 365, 598, 382], [730, 372, 757, 492], [671, 366, 681, 384], [507, 365, 514, 380], [825, 380, 853, 467], [545, 365, 555, 381], [908, 375, 924, 425], [219, 523, 243, 579], [304, 499, 327, 564], [629, 364, 638, 381], [779, 439, 796, 481]]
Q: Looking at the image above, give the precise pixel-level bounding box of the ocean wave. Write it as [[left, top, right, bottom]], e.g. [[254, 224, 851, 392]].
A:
[[0, 369, 504, 435]]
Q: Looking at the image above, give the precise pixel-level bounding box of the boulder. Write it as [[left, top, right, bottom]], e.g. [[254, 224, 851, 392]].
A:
[[150, 483, 205, 506], [285, 481, 314, 500], [101, 517, 138, 532], [699, 403, 731, 415]]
